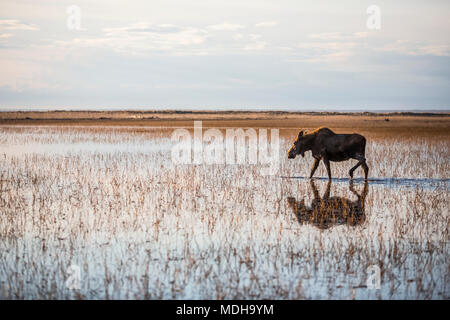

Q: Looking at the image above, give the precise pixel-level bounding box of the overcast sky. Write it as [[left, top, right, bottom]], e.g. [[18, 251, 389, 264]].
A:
[[0, 0, 449, 111]]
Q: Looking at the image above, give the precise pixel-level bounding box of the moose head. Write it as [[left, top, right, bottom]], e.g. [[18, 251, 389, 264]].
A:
[[287, 130, 307, 159]]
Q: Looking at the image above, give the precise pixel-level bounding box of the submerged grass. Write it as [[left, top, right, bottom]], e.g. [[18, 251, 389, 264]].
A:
[[0, 125, 448, 299]]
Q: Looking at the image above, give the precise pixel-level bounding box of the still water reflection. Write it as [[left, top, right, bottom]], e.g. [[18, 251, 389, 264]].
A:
[[287, 180, 368, 230]]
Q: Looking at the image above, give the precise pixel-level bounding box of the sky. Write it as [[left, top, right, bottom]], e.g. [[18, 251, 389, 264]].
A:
[[0, 0, 449, 111]]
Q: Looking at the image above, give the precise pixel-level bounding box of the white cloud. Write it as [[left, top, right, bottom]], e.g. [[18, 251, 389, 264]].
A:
[[207, 23, 245, 31], [297, 42, 358, 50], [0, 19, 39, 31], [418, 45, 450, 57], [379, 40, 450, 57], [294, 41, 358, 62], [51, 21, 279, 56], [103, 23, 183, 35], [309, 32, 371, 40], [0, 19, 39, 40], [254, 21, 278, 28], [244, 41, 267, 51], [55, 22, 209, 55], [294, 32, 376, 63], [0, 33, 14, 39], [249, 34, 262, 40]]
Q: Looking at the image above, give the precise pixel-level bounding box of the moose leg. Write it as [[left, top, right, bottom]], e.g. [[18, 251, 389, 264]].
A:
[[349, 161, 362, 179], [362, 161, 369, 180], [323, 180, 332, 200], [349, 179, 358, 196], [323, 157, 332, 180], [310, 180, 320, 200], [309, 158, 320, 179], [349, 154, 369, 180]]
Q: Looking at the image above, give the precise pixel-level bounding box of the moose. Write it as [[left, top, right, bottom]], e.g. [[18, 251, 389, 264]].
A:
[[287, 180, 368, 230], [287, 127, 369, 180]]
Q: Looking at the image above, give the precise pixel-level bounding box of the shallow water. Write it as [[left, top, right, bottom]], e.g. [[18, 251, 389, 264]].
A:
[[0, 126, 448, 299], [0, 141, 173, 156], [281, 176, 450, 190]]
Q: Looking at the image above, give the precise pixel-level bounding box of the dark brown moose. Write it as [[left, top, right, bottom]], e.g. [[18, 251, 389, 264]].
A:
[[287, 127, 369, 180], [287, 180, 369, 230]]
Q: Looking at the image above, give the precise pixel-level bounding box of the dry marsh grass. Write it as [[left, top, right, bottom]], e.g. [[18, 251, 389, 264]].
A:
[[0, 123, 448, 299]]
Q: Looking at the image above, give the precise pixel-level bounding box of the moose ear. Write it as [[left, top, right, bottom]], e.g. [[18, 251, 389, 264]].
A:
[[298, 130, 304, 138]]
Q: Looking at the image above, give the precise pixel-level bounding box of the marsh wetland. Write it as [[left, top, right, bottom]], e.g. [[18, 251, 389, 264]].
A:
[[0, 113, 448, 299]]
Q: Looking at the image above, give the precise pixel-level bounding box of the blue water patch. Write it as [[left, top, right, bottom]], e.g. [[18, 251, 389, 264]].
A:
[[280, 176, 450, 190]]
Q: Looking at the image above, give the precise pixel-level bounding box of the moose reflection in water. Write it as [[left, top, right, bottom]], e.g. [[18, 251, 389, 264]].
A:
[[287, 180, 369, 230]]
